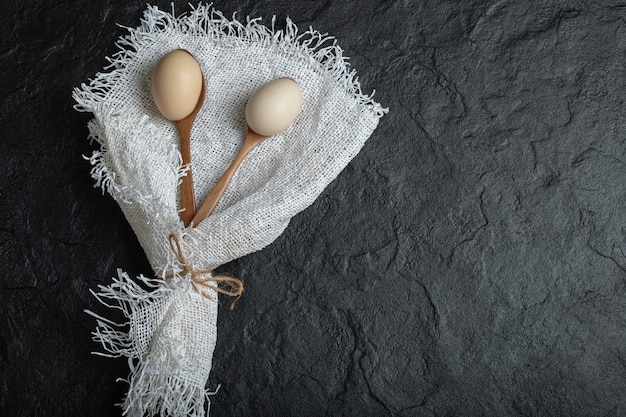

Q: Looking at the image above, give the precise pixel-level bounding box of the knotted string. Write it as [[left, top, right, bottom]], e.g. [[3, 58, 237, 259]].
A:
[[167, 233, 244, 309]]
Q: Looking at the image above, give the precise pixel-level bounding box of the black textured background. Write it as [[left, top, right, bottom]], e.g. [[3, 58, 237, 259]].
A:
[[2, 1, 626, 416]]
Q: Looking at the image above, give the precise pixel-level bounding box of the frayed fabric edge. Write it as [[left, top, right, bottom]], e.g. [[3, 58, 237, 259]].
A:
[[86, 269, 216, 417], [82, 116, 187, 218], [72, 2, 388, 118], [123, 369, 214, 417], [85, 269, 170, 359]]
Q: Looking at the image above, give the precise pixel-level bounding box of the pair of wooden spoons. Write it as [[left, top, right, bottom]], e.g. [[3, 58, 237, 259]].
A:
[[152, 50, 302, 227]]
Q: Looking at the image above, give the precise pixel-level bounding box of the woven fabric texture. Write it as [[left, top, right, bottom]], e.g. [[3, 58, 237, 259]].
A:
[[74, 4, 386, 417]]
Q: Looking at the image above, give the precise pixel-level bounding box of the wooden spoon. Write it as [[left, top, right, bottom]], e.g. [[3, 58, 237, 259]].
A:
[[175, 79, 205, 226], [152, 49, 205, 226], [191, 128, 267, 225], [191, 77, 302, 226]]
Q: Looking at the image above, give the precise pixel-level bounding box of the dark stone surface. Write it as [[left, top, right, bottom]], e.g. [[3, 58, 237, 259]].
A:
[[2, 0, 626, 416]]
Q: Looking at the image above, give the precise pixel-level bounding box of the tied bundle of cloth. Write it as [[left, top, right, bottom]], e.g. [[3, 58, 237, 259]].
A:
[[73, 4, 386, 417]]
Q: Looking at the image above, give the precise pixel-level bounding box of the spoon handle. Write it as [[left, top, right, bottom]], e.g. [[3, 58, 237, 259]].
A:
[[173, 74, 205, 227], [192, 129, 266, 226], [176, 119, 196, 226]]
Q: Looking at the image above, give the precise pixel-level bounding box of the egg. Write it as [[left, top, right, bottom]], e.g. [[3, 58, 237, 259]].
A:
[[245, 77, 303, 137], [151, 49, 203, 121]]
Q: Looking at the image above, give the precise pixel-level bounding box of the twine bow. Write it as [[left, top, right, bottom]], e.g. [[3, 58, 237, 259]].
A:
[[168, 234, 244, 309]]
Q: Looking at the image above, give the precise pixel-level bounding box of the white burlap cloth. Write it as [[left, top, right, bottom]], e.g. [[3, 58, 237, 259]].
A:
[[73, 4, 386, 417]]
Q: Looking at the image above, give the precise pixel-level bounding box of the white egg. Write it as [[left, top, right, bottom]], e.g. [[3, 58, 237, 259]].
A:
[[245, 78, 303, 137]]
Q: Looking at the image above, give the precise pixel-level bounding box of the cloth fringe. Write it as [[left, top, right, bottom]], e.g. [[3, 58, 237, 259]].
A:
[[83, 116, 186, 218], [86, 269, 170, 359], [86, 269, 215, 417], [72, 3, 388, 118], [123, 364, 212, 417]]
